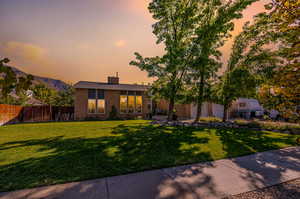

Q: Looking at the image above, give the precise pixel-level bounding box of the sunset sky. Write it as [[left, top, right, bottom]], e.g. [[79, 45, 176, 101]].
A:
[[0, 0, 269, 84]]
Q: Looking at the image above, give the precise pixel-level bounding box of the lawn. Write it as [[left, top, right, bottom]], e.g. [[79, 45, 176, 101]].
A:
[[0, 120, 299, 191]]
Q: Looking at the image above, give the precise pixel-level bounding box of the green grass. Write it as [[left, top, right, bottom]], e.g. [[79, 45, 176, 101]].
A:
[[0, 120, 299, 191]]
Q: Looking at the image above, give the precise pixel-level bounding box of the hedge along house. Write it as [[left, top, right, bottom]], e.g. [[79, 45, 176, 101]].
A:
[[74, 75, 152, 120]]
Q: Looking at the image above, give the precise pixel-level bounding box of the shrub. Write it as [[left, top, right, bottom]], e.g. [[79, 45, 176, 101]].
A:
[[108, 105, 119, 120], [199, 117, 222, 123], [234, 119, 300, 133]]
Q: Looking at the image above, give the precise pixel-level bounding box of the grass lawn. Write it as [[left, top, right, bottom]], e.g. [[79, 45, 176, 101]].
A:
[[0, 120, 299, 191]]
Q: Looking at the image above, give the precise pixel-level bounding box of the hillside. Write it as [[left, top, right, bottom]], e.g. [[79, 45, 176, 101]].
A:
[[3, 65, 69, 91]]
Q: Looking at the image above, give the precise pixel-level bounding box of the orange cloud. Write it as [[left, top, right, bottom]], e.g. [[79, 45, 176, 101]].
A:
[[0, 41, 58, 78], [115, 40, 126, 47], [1, 41, 47, 63]]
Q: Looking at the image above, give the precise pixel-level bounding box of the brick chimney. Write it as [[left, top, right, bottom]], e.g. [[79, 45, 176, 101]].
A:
[[107, 73, 119, 84]]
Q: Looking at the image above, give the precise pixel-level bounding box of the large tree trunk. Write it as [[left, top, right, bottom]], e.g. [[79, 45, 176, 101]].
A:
[[167, 97, 175, 121], [223, 104, 228, 122], [167, 81, 177, 121], [194, 73, 205, 122]]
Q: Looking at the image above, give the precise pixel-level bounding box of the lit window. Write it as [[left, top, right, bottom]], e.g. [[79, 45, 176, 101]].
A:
[[119, 91, 143, 114], [136, 96, 142, 113], [88, 99, 96, 113], [128, 95, 135, 113], [97, 99, 105, 114], [120, 95, 127, 113], [88, 89, 105, 114]]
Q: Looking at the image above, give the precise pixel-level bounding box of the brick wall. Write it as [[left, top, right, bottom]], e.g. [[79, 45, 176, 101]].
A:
[[75, 88, 88, 120]]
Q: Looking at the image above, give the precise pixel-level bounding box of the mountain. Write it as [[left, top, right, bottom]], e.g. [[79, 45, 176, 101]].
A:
[[3, 65, 69, 91]]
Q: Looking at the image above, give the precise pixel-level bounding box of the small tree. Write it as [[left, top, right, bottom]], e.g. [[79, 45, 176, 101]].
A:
[[190, 0, 258, 122], [32, 84, 57, 105], [53, 85, 74, 106], [0, 58, 33, 104], [216, 66, 257, 121], [108, 105, 119, 120]]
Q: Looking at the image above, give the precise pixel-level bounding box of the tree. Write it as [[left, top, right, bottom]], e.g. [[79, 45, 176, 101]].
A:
[[259, 0, 300, 121], [216, 66, 257, 121], [53, 85, 74, 106], [0, 58, 33, 104], [32, 84, 57, 105], [130, 0, 200, 121], [190, 0, 258, 122], [231, 0, 300, 121], [214, 19, 275, 122]]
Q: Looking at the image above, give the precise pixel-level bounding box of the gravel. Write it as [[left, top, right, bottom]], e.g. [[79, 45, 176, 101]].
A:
[[225, 178, 300, 199]]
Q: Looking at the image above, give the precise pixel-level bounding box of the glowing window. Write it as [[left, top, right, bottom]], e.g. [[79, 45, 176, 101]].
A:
[[120, 91, 143, 114], [88, 99, 97, 113], [97, 99, 105, 114], [120, 95, 128, 113], [136, 96, 142, 113], [88, 89, 105, 114], [128, 95, 135, 113]]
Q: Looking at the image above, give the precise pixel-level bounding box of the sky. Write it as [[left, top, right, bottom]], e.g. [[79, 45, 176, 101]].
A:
[[0, 0, 269, 84]]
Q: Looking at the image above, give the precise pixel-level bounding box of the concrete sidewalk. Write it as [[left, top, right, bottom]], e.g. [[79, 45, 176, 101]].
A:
[[1, 147, 299, 199]]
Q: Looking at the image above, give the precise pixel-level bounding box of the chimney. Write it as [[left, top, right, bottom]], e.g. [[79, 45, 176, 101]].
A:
[[108, 74, 119, 84]]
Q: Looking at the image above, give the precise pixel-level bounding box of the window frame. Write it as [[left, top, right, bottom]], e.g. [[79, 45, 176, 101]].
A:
[[88, 99, 97, 114], [87, 89, 106, 114], [120, 94, 128, 114], [119, 91, 143, 114]]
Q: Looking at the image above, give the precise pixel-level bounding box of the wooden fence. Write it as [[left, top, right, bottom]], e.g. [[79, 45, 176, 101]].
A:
[[0, 104, 74, 126], [0, 104, 23, 125]]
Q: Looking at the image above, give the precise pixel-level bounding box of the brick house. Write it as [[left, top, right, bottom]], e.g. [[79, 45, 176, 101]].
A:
[[74, 76, 152, 120]]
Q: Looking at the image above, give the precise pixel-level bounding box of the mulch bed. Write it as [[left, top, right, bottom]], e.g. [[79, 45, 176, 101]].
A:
[[226, 178, 300, 199]]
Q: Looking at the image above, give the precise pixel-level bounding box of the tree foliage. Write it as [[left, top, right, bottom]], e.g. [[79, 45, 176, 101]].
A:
[[131, 0, 258, 121], [0, 58, 33, 104], [216, 66, 257, 121], [54, 85, 74, 107], [232, 0, 300, 121], [32, 84, 74, 106], [130, 0, 200, 120], [32, 84, 57, 105], [189, 0, 258, 122]]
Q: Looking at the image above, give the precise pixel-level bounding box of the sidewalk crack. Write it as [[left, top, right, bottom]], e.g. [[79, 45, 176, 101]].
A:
[[105, 178, 110, 199]]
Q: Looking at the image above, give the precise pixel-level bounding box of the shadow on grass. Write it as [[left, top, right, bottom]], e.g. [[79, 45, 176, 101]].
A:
[[0, 124, 299, 198], [215, 128, 300, 195], [0, 125, 211, 192]]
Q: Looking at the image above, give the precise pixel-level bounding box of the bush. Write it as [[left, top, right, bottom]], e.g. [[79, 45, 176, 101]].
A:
[[199, 117, 222, 123], [234, 119, 300, 133], [108, 106, 119, 120]]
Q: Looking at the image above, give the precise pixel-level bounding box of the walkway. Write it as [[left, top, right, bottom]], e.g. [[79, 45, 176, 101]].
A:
[[1, 147, 299, 199]]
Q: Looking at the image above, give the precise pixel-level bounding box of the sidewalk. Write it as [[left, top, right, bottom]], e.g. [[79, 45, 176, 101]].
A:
[[1, 147, 299, 199]]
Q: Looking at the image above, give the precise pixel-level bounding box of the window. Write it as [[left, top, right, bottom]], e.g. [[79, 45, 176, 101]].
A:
[[120, 95, 127, 113], [97, 99, 105, 113], [88, 99, 96, 113], [128, 95, 135, 113], [239, 103, 246, 108], [119, 91, 143, 114], [88, 89, 105, 114], [136, 96, 142, 113]]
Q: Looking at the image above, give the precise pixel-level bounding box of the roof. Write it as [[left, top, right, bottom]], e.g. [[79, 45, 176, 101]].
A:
[[74, 81, 149, 91]]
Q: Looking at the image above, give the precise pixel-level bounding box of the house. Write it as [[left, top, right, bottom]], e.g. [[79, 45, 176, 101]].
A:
[[74, 75, 265, 121], [74, 76, 152, 120]]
